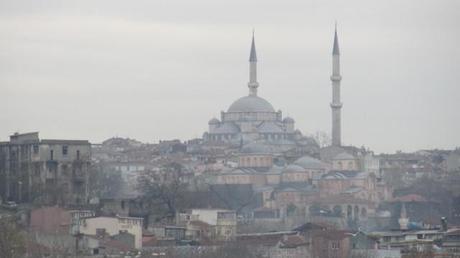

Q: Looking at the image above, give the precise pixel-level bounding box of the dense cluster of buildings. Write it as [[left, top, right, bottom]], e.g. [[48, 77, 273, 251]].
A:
[[2, 29, 460, 258]]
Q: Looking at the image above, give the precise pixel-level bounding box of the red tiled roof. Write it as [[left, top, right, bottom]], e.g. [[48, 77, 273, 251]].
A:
[[392, 194, 428, 202], [237, 232, 297, 246]]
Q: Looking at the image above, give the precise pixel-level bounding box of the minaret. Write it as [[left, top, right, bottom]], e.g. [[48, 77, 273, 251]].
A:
[[330, 24, 342, 146], [248, 32, 259, 96], [398, 202, 409, 230]]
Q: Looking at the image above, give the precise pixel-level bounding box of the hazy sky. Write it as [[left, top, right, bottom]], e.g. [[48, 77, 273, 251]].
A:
[[1, 0, 459, 153]]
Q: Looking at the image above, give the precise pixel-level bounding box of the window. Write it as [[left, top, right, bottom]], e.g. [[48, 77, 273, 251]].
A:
[[62, 146, 68, 155], [331, 241, 340, 249], [50, 150, 54, 160], [96, 228, 106, 236], [76, 150, 80, 160], [33, 145, 39, 154]]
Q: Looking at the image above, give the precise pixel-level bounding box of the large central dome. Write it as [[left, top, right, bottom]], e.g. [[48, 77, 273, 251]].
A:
[[228, 95, 275, 113]]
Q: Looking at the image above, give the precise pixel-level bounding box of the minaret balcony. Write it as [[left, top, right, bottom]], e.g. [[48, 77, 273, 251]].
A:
[[330, 75, 342, 81], [248, 82, 259, 87], [330, 103, 343, 108]]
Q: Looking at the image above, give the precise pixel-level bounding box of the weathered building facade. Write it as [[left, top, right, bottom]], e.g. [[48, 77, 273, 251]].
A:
[[0, 132, 91, 205]]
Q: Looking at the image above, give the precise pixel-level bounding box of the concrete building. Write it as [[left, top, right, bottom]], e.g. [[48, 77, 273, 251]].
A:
[[0, 132, 91, 205], [78, 215, 143, 249], [178, 209, 237, 241]]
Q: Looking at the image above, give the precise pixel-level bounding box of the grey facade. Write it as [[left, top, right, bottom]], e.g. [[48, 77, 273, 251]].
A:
[[0, 132, 91, 205]]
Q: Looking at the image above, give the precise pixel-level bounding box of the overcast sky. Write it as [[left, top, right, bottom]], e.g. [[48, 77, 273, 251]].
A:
[[1, 0, 459, 153]]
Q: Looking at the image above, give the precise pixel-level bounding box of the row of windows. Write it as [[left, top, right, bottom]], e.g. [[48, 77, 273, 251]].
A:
[[33, 145, 81, 160], [208, 133, 291, 141], [49, 149, 80, 160], [208, 134, 236, 141]]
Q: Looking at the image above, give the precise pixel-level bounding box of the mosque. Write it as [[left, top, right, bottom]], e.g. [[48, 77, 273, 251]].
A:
[[203, 28, 343, 155]]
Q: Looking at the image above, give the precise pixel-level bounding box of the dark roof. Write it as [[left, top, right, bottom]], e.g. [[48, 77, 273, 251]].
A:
[[280, 235, 307, 248], [333, 26, 340, 55], [249, 33, 257, 62], [314, 229, 350, 240], [237, 231, 297, 246], [40, 139, 90, 145], [292, 222, 328, 232]]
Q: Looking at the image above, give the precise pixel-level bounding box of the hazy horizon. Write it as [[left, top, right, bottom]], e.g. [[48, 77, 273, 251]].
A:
[[1, 0, 459, 153]]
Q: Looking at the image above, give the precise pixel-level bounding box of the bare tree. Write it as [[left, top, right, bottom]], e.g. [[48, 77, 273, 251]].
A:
[[138, 162, 189, 222], [88, 163, 124, 199], [207, 183, 258, 213]]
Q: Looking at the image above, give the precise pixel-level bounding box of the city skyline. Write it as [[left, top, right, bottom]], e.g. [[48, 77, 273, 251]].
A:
[[1, 0, 459, 153]]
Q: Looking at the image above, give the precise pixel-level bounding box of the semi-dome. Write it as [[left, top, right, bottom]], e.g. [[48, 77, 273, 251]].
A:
[[213, 123, 240, 134], [228, 95, 275, 113], [294, 156, 325, 170]]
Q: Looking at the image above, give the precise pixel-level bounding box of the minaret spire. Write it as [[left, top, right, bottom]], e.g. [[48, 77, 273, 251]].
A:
[[248, 30, 259, 96], [330, 23, 342, 146], [333, 22, 340, 55]]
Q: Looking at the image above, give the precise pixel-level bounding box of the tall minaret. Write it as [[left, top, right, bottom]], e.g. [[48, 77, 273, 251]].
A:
[[398, 202, 409, 230], [330, 24, 342, 146], [248, 32, 259, 96]]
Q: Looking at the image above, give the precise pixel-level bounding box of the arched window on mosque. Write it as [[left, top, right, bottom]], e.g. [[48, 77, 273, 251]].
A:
[[348, 161, 354, 170]]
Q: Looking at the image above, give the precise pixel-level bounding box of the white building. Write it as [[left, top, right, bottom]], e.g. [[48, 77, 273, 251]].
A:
[[178, 209, 237, 241], [79, 216, 143, 249]]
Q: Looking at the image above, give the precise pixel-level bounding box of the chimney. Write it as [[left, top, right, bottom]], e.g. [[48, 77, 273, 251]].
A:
[[441, 217, 448, 231]]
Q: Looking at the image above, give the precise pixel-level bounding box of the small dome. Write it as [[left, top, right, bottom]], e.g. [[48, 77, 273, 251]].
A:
[[283, 164, 305, 173], [228, 95, 275, 113], [294, 156, 325, 170], [283, 117, 295, 123], [208, 118, 220, 124]]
